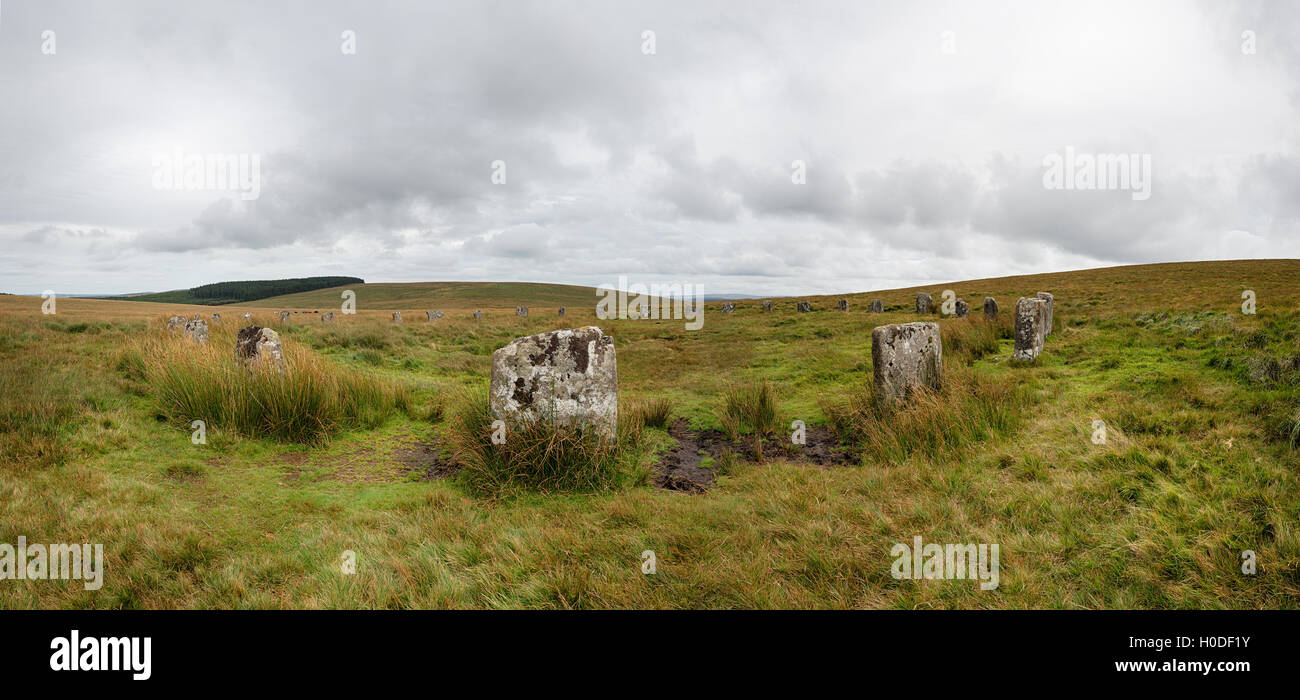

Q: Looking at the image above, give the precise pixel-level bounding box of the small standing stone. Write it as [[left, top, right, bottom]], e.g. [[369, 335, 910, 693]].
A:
[[322, 312, 335, 323], [983, 297, 998, 320], [797, 301, 812, 313], [721, 302, 736, 314], [516, 306, 528, 318], [1036, 292, 1054, 337], [1013, 297, 1047, 362], [211, 313, 221, 323], [474, 309, 484, 320], [837, 299, 849, 312], [954, 299, 969, 318], [242, 312, 252, 321], [426, 310, 444, 321], [392, 312, 402, 323], [167, 315, 187, 331], [916, 293, 932, 314], [235, 326, 287, 372], [183, 319, 209, 344], [279, 311, 290, 323], [762, 301, 773, 312], [870, 299, 883, 313], [558, 307, 566, 317], [489, 326, 618, 439], [871, 322, 943, 401]]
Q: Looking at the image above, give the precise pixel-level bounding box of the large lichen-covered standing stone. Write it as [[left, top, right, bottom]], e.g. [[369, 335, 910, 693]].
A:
[[916, 293, 932, 314], [1013, 297, 1047, 361], [870, 299, 883, 313], [1036, 292, 1054, 337], [797, 301, 812, 313], [871, 322, 943, 401], [490, 326, 618, 439], [983, 297, 998, 320], [954, 298, 969, 318], [183, 319, 209, 344], [235, 326, 287, 372]]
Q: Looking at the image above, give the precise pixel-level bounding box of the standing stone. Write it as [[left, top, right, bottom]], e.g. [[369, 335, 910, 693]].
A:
[[183, 319, 209, 344], [474, 309, 484, 320], [983, 297, 998, 320], [516, 306, 528, 318], [871, 322, 943, 401], [279, 311, 290, 323], [1036, 292, 1054, 336], [235, 326, 287, 372], [797, 301, 812, 313], [211, 313, 221, 323], [426, 310, 444, 321], [838, 299, 849, 312], [869, 299, 883, 313], [167, 315, 188, 331], [392, 312, 402, 323], [721, 302, 736, 314], [489, 326, 617, 439], [322, 312, 335, 323], [762, 301, 773, 312], [558, 307, 566, 317], [242, 312, 252, 321], [916, 293, 932, 314], [954, 299, 969, 318], [1013, 297, 1047, 362]]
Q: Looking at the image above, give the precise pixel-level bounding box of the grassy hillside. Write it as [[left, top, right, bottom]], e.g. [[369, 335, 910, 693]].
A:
[[1, 259, 1297, 609], [247, 281, 600, 311], [102, 276, 364, 306]]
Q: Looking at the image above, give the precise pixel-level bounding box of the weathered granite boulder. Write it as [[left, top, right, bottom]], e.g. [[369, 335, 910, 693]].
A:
[[1013, 297, 1047, 361], [279, 311, 290, 323], [516, 306, 528, 318], [954, 299, 969, 318], [167, 315, 188, 331], [489, 326, 617, 439], [322, 312, 335, 323], [392, 312, 402, 323], [838, 299, 849, 312], [426, 310, 444, 321], [558, 307, 566, 317], [235, 326, 286, 372], [916, 293, 932, 314], [762, 301, 773, 312], [1036, 292, 1054, 336], [474, 309, 484, 320], [871, 322, 943, 401], [870, 299, 883, 313], [797, 301, 812, 313], [183, 319, 209, 344], [721, 302, 736, 314], [983, 297, 998, 320]]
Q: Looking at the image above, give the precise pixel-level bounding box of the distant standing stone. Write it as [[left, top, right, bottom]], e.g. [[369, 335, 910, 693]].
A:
[[474, 309, 484, 320], [211, 313, 221, 323], [489, 326, 618, 439], [721, 302, 736, 314], [235, 326, 287, 372], [558, 307, 566, 317], [1036, 292, 1054, 337], [1013, 297, 1047, 361], [954, 299, 969, 318], [279, 311, 290, 323], [869, 299, 883, 313], [916, 293, 932, 314], [167, 315, 187, 331], [392, 312, 402, 323], [871, 322, 943, 401], [242, 313, 252, 321], [426, 310, 444, 321], [322, 312, 335, 323], [838, 299, 849, 312], [983, 297, 998, 320], [183, 319, 209, 344], [762, 301, 773, 312], [797, 301, 812, 313], [516, 306, 528, 318]]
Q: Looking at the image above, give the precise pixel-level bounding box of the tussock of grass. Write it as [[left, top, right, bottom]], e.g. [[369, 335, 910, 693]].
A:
[[941, 317, 1006, 365], [447, 392, 647, 495], [139, 321, 410, 444], [630, 397, 673, 429], [825, 368, 1030, 463], [717, 380, 781, 461]]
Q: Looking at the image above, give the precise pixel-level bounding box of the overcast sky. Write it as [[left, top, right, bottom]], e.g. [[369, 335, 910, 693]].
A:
[[1, 0, 1297, 296]]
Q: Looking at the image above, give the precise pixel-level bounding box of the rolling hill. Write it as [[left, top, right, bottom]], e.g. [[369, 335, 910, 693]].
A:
[[246, 281, 601, 311]]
